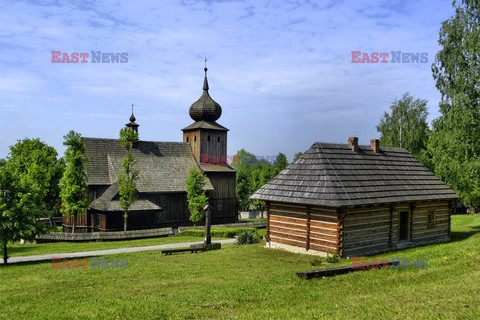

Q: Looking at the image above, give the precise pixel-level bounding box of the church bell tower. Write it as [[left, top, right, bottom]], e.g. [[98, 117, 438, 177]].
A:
[[182, 66, 229, 166]]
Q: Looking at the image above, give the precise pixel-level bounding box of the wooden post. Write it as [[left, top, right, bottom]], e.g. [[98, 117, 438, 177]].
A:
[[337, 208, 345, 256], [265, 202, 270, 242], [409, 202, 415, 241], [389, 204, 393, 248], [204, 205, 212, 245], [306, 205, 311, 251]]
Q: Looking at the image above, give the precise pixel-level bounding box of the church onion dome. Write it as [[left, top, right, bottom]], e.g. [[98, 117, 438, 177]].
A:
[[189, 67, 222, 122]]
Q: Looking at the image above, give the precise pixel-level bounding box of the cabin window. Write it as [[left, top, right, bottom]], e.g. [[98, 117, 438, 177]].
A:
[[427, 210, 435, 227], [207, 135, 211, 142], [186, 137, 189, 142], [194, 136, 196, 142], [217, 136, 220, 142]]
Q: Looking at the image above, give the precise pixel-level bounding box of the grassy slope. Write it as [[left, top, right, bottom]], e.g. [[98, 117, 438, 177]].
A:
[[0, 215, 479, 319]]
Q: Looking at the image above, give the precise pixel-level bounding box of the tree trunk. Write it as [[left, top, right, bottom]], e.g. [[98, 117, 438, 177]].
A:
[[72, 214, 77, 234], [124, 213, 127, 232], [3, 242, 7, 266]]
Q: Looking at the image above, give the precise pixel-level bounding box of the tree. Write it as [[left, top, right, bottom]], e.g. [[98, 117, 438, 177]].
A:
[[273, 152, 289, 175], [429, 0, 480, 207], [293, 152, 304, 162], [60, 131, 88, 233], [185, 168, 208, 225], [232, 149, 258, 211], [117, 128, 139, 231], [7, 139, 64, 223], [1, 159, 48, 265], [236, 167, 251, 212], [377, 93, 430, 164]]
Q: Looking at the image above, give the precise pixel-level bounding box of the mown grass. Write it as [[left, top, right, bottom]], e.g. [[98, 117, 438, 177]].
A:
[[0, 215, 479, 319]]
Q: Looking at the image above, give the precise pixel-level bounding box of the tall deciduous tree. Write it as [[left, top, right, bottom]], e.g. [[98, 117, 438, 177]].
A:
[[7, 139, 65, 221], [429, 0, 480, 207], [117, 127, 139, 231], [0, 158, 48, 265], [185, 168, 208, 225], [377, 93, 430, 165], [60, 131, 88, 233], [232, 149, 258, 211]]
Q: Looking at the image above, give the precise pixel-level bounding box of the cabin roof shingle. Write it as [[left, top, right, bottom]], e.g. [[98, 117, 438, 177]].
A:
[[251, 142, 458, 207], [83, 138, 214, 193]]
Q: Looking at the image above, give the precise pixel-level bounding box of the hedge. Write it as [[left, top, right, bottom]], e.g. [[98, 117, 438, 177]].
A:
[[177, 227, 257, 238]]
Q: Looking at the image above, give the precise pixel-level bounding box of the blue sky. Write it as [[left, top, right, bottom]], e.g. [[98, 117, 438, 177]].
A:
[[0, 0, 454, 161]]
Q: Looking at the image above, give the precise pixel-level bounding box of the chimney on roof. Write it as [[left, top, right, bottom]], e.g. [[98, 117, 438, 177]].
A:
[[347, 137, 359, 152], [370, 139, 380, 153]]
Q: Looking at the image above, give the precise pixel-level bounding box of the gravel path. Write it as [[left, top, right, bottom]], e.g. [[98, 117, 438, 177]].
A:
[[1, 239, 237, 264]]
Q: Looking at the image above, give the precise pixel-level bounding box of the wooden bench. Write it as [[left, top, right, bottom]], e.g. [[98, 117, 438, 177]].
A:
[[161, 247, 205, 255], [161, 242, 221, 255]]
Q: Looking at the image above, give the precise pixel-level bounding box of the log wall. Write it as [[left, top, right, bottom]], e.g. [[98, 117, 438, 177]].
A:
[[342, 201, 451, 256], [266, 200, 451, 257], [266, 202, 340, 254], [411, 201, 450, 241], [342, 205, 393, 256]]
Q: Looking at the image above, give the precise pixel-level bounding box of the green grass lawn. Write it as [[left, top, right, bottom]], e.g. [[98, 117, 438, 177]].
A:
[[0, 215, 479, 319]]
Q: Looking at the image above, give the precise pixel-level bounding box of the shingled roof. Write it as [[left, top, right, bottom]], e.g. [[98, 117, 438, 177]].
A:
[[182, 120, 228, 131], [83, 138, 214, 193], [251, 142, 457, 207]]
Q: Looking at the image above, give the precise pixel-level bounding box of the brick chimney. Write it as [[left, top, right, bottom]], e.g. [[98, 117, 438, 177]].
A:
[[370, 139, 380, 153], [347, 137, 358, 152]]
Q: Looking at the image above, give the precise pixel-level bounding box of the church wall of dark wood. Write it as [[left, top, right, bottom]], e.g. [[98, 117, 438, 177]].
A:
[[199, 130, 228, 165]]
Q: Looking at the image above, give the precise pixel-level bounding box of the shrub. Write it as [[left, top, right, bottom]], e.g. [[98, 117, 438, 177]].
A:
[[177, 227, 257, 238], [236, 230, 260, 245], [310, 258, 324, 266], [326, 250, 340, 263]]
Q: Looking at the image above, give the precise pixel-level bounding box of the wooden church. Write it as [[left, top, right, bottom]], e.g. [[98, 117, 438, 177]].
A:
[[63, 68, 237, 232]]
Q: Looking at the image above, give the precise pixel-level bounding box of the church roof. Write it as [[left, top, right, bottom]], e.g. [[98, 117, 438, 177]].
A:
[[90, 182, 162, 211], [83, 138, 214, 193], [251, 142, 457, 208], [182, 120, 228, 131], [188, 67, 222, 122]]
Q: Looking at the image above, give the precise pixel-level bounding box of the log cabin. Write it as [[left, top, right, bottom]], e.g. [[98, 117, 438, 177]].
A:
[[63, 68, 237, 232], [251, 137, 458, 257]]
